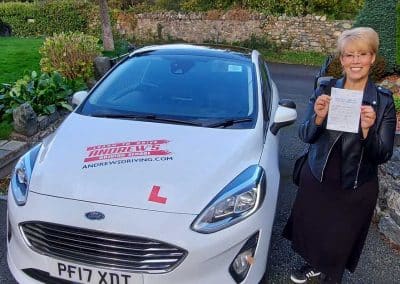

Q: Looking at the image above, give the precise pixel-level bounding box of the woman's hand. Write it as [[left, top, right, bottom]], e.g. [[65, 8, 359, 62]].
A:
[[314, 95, 331, 125], [360, 105, 376, 138]]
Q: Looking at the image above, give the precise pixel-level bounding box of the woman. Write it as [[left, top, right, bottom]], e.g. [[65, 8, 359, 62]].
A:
[[283, 27, 396, 283]]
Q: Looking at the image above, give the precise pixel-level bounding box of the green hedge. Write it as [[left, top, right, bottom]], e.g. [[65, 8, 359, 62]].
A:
[[353, 0, 397, 73], [129, 0, 363, 20], [397, 1, 400, 70], [0, 1, 92, 37]]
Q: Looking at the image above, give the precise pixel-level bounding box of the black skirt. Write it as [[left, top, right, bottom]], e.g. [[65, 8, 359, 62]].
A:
[[283, 143, 378, 282]]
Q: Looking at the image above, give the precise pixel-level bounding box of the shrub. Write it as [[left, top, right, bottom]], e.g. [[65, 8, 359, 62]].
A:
[[128, 1, 163, 13], [394, 95, 400, 113], [353, 0, 397, 73], [0, 0, 92, 37], [131, 0, 362, 18], [0, 71, 82, 121], [180, 0, 237, 12], [325, 55, 386, 82], [40, 32, 102, 81], [180, 0, 209, 12], [0, 121, 13, 140], [108, 0, 142, 10], [397, 2, 400, 70], [308, 0, 364, 20], [258, 0, 363, 18], [272, 0, 306, 16], [155, 0, 182, 11]]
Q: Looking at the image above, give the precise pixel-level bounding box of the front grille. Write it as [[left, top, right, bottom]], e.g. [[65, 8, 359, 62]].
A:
[[20, 221, 187, 273]]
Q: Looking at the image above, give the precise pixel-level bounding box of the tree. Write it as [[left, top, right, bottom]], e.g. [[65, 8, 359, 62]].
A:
[[99, 0, 115, 51]]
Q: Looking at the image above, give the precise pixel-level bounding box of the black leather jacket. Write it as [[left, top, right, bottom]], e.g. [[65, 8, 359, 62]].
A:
[[299, 77, 396, 190]]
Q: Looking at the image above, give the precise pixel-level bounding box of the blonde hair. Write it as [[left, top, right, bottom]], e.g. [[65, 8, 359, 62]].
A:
[[337, 27, 379, 55]]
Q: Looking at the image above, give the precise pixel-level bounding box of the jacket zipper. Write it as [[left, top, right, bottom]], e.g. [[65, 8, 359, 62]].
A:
[[354, 147, 364, 189], [320, 134, 342, 182]]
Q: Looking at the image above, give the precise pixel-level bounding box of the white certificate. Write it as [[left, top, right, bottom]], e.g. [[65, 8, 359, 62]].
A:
[[326, 87, 363, 133]]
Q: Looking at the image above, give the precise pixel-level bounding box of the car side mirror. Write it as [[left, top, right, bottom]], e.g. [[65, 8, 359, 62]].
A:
[[72, 91, 89, 108], [270, 99, 297, 135]]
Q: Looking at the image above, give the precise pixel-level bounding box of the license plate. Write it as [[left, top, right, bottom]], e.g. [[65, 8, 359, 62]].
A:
[[48, 259, 142, 284]]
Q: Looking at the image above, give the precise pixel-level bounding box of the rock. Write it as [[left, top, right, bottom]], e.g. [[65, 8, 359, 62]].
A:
[[342, 23, 351, 29], [48, 111, 60, 124], [385, 160, 400, 179], [37, 115, 50, 131], [377, 145, 400, 245], [378, 214, 400, 246], [13, 103, 38, 137], [59, 109, 71, 117], [94, 56, 112, 80], [333, 31, 341, 37], [395, 135, 400, 148], [387, 190, 400, 225], [392, 147, 400, 162]]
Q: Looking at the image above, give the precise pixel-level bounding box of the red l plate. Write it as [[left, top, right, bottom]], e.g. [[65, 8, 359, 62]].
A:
[[148, 185, 167, 204]]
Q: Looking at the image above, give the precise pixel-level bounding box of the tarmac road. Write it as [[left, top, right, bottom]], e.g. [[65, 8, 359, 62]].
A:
[[1, 63, 399, 284], [265, 62, 400, 284]]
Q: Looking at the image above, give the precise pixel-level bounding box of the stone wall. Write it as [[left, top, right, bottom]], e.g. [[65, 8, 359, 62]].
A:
[[116, 11, 353, 52], [377, 146, 400, 246]]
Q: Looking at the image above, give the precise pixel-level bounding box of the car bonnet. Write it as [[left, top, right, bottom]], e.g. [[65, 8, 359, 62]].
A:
[[29, 113, 264, 214]]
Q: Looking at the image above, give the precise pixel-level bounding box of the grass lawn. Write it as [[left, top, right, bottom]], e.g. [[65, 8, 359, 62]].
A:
[[0, 37, 44, 84]]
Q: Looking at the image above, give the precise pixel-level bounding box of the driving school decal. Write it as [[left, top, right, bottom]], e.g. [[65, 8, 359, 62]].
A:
[[82, 139, 173, 169]]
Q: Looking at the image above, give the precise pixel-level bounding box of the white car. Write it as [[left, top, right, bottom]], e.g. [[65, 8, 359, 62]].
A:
[[7, 44, 296, 284]]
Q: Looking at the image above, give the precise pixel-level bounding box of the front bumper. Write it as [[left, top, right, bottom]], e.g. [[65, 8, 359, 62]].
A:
[[7, 191, 273, 284]]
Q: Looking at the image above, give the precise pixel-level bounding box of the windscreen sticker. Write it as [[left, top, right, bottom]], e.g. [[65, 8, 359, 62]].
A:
[[228, 65, 243, 72], [82, 139, 172, 169]]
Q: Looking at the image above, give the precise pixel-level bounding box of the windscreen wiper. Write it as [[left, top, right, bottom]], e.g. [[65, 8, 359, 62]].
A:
[[91, 112, 204, 127], [206, 118, 253, 128]]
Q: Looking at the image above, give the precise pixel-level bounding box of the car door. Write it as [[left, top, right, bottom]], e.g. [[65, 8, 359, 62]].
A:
[[257, 56, 281, 233]]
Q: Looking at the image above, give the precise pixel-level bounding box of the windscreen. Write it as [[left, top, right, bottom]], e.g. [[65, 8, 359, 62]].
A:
[[80, 53, 257, 122]]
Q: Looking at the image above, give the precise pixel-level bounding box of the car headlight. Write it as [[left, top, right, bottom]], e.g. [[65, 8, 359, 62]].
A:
[[11, 143, 41, 206], [191, 165, 266, 234]]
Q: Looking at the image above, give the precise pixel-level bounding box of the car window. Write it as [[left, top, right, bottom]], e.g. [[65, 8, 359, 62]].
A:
[[80, 54, 257, 123], [258, 58, 272, 121]]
